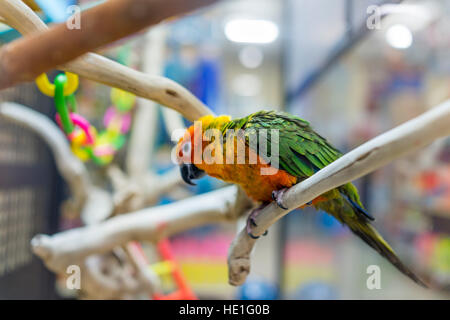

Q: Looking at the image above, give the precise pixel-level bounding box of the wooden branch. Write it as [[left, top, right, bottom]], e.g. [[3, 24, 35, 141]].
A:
[[106, 164, 183, 215], [228, 100, 450, 286], [31, 186, 252, 274], [0, 0, 218, 89], [102, 164, 166, 296], [67, 55, 212, 121], [78, 249, 158, 299], [0, 0, 213, 121], [142, 167, 184, 201]]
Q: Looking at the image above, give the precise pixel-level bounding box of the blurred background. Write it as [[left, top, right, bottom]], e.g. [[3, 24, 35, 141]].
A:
[[0, 0, 449, 299]]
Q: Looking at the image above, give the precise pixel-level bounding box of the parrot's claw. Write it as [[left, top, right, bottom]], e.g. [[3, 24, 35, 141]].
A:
[[247, 231, 268, 239], [247, 229, 260, 239], [247, 225, 269, 239], [246, 206, 269, 239], [272, 189, 289, 210]]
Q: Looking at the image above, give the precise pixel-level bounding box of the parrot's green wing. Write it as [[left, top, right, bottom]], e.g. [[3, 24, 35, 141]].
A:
[[222, 110, 341, 177], [246, 110, 341, 178]]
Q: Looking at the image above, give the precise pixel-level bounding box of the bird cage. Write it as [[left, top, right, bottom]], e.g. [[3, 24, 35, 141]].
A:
[[0, 81, 62, 299]]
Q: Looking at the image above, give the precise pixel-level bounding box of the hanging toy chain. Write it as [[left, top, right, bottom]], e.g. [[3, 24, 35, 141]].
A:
[[35, 72, 136, 165]]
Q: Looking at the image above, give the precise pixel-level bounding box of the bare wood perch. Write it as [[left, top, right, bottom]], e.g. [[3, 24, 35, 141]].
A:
[[0, 0, 213, 121], [228, 100, 450, 285]]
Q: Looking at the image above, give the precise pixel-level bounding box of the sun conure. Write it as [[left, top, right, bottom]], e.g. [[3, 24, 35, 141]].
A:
[[176, 110, 426, 287]]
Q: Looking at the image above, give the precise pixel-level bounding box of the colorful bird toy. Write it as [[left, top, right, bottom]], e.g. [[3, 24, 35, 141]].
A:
[[35, 72, 135, 166]]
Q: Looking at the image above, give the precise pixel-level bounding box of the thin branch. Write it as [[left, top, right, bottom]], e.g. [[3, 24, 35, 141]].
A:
[[103, 164, 163, 295], [142, 167, 184, 202], [0, 0, 213, 121], [228, 100, 450, 286], [80, 250, 157, 299]]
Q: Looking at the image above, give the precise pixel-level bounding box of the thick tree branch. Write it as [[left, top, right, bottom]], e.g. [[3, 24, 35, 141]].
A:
[[228, 100, 450, 285], [31, 186, 252, 274]]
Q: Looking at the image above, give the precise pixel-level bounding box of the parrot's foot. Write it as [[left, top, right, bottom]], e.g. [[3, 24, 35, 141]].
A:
[[246, 205, 268, 239], [272, 188, 289, 210]]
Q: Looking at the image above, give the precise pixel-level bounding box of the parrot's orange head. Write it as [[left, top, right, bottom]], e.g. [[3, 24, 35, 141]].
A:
[[176, 114, 231, 185]]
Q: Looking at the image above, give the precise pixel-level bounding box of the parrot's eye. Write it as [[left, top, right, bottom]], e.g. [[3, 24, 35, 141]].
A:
[[183, 142, 191, 154], [179, 141, 192, 159]]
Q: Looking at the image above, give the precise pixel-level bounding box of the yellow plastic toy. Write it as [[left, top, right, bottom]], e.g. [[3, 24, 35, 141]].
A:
[[35, 72, 79, 97]]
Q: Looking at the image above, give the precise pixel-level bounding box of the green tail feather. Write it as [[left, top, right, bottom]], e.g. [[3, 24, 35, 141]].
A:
[[317, 195, 427, 288]]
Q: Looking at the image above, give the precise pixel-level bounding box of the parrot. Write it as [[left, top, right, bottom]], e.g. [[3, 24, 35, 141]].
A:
[[175, 110, 427, 287]]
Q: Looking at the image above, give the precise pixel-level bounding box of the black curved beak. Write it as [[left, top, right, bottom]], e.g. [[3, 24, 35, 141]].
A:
[[180, 163, 206, 186]]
